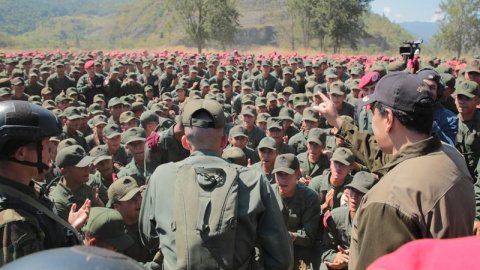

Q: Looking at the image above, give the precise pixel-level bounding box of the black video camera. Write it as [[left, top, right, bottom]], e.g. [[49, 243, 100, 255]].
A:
[[399, 40, 423, 60]]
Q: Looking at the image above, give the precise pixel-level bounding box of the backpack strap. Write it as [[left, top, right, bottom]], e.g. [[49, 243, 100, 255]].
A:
[[0, 184, 82, 242]]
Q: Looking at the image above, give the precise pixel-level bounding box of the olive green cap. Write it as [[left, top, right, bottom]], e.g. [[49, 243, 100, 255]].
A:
[[435, 65, 453, 75], [108, 97, 122, 108], [94, 94, 106, 103], [278, 107, 294, 121], [240, 105, 257, 117], [57, 138, 79, 154], [0, 87, 12, 96], [306, 128, 326, 145], [41, 87, 53, 95], [272, 153, 299, 174], [258, 137, 277, 151], [181, 99, 226, 129], [329, 81, 347, 95], [28, 95, 42, 103], [92, 115, 108, 127], [89, 145, 112, 165], [222, 147, 247, 166], [204, 93, 216, 100], [440, 73, 456, 88], [293, 93, 309, 108], [123, 127, 146, 145], [324, 67, 338, 79], [455, 81, 480, 98], [11, 77, 25, 86], [255, 97, 266, 107], [55, 94, 70, 103], [302, 108, 319, 122], [466, 59, 480, 73], [331, 147, 355, 166], [349, 79, 361, 90], [88, 103, 103, 115], [107, 176, 140, 208], [283, 86, 294, 94], [267, 117, 282, 130], [345, 171, 377, 194], [85, 207, 134, 251], [62, 107, 82, 120], [103, 124, 122, 139], [256, 112, 270, 123], [283, 67, 293, 75], [350, 66, 363, 76], [140, 111, 159, 127], [241, 94, 256, 104], [144, 85, 153, 92], [119, 111, 135, 124], [56, 145, 95, 168], [229, 125, 248, 138], [266, 92, 277, 102], [42, 100, 56, 109]]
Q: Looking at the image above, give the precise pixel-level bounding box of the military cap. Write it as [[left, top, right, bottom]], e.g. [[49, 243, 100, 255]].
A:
[[55, 61, 64, 67], [204, 93, 216, 100], [40, 66, 51, 75], [12, 69, 24, 78], [240, 105, 257, 117], [0, 87, 12, 96], [305, 81, 317, 93], [306, 128, 327, 145], [233, 80, 241, 87], [142, 62, 151, 69], [119, 111, 135, 124], [272, 60, 281, 67], [161, 93, 172, 101], [293, 93, 309, 108], [261, 59, 271, 66], [11, 77, 25, 86], [84, 60, 94, 70], [123, 127, 146, 145], [144, 85, 153, 93], [267, 117, 282, 130], [94, 94, 106, 103], [304, 59, 313, 67], [66, 87, 78, 97], [278, 107, 295, 121], [258, 137, 277, 150], [55, 94, 70, 103], [278, 93, 286, 101], [28, 95, 42, 103], [103, 124, 122, 139], [62, 107, 82, 120], [295, 68, 306, 78], [455, 81, 480, 98], [108, 97, 122, 108], [289, 58, 297, 64], [257, 112, 270, 123], [255, 97, 267, 107], [241, 83, 253, 91], [283, 86, 294, 94], [222, 147, 247, 166], [175, 84, 186, 91], [181, 99, 226, 129], [435, 65, 453, 75], [29, 71, 38, 77], [151, 103, 166, 113], [362, 72, 434, 114], [89, 145, 112, 165], [158, 117, 175, 131], [92, 115, 108, 127], [350, 66, 363, 76], [42, 100, 56, 109], [312, 61, 321, 68], [0, 78, 11, 88], [466, 59, 480, 74], [283, 67, 293, 75], [229, 125, 248, 138], [329, 81, 347, 95], [331, 147, 355, 166], [345, 171, 377, 194], [56, 145, 94, 168], [313, 84, 328, 96], [359, 71, 381, 89], [84, 208, 134, 251], [57, 139, 79, 154], [272, 153, 299, 174], [349, 79, 361, 90], [241, 94, 256, 104], [215, 93, 226, 103], [107, 176, 140, 208], [324, 67, 338, 79], [266, 92, 277, 102], [87, 103, 102, 115], [139, 111, 159, 127], [440, 73, 456, 88], [189, 90, 202, 99], [302, 108, 319, 122]]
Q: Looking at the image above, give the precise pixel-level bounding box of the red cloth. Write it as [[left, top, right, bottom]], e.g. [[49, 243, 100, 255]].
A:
[[368, 236, 480, 270]]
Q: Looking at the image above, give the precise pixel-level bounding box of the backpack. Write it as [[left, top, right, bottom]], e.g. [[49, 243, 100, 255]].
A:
[[173, 161, 241, 270]]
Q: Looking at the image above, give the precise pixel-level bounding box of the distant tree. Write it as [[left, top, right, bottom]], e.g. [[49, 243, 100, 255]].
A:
[[166, 0, 241, 53], [432, 0, 480, 59], [286, 0, 317, 49]]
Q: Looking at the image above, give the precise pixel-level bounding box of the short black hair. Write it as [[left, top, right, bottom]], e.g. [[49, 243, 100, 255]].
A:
[[2, 139, 37, 157], [375, 99, 434, 135]]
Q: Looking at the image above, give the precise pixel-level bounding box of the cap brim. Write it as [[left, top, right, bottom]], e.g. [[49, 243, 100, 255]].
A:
[[75, 156, 95, 167], [331, 157, 352, 166], [230, 133, 248, 138], [106, 132, 121, 139], [66, 115, 82, 120], [119, 187, 140, 202], [466, 68, 480, 74], [272, 167, 295, 174], [345, 184, 368, 195], [294, 102, 308, 108], [302, 117, 317, 122], [126, 137, 146, 145], [306, 138, 324, 145], [106, 233, 134, 251], [92, 155, 112, 165], [326, 74, 338, 79]]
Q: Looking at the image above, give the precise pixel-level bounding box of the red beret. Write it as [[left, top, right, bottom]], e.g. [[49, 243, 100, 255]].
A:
[[359, 71, 381, 89], [84, 60, 94, 70]]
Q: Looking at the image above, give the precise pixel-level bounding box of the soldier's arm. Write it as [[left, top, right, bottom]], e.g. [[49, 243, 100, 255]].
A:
[[0, 214, 45, 265], [257, 174, 294, 270], [320, 214, 340, 263], [293, 191, 320, 247], [76, 77, 90, 94], [138, 172, 160, 252], [336, 120, 392, 174]]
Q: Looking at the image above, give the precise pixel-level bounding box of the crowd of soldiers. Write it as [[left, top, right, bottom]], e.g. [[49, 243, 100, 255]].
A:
[[0, 49, 479, 270]]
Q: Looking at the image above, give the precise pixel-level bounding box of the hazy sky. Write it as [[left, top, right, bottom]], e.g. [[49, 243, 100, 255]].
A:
[[370, 0, 444, 23]]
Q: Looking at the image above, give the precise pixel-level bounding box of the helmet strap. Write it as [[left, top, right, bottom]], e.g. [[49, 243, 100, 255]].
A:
[[0, 141, 49, 174]]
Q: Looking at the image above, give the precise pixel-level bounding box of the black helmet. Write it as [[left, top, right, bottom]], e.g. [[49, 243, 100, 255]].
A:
[[0, 100, 62, 150], [2, 246, 145, 270], [0, 101, 62, 173]]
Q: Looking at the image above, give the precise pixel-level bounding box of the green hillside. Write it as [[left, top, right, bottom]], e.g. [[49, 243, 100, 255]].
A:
[[0, 0, 420, 55]]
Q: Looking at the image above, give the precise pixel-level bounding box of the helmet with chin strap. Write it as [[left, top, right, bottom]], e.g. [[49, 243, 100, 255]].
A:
[[0, 100, 62, 173]]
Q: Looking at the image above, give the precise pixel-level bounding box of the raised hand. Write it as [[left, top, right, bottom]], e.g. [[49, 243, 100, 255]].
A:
[[68, 199, 91, 230]]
